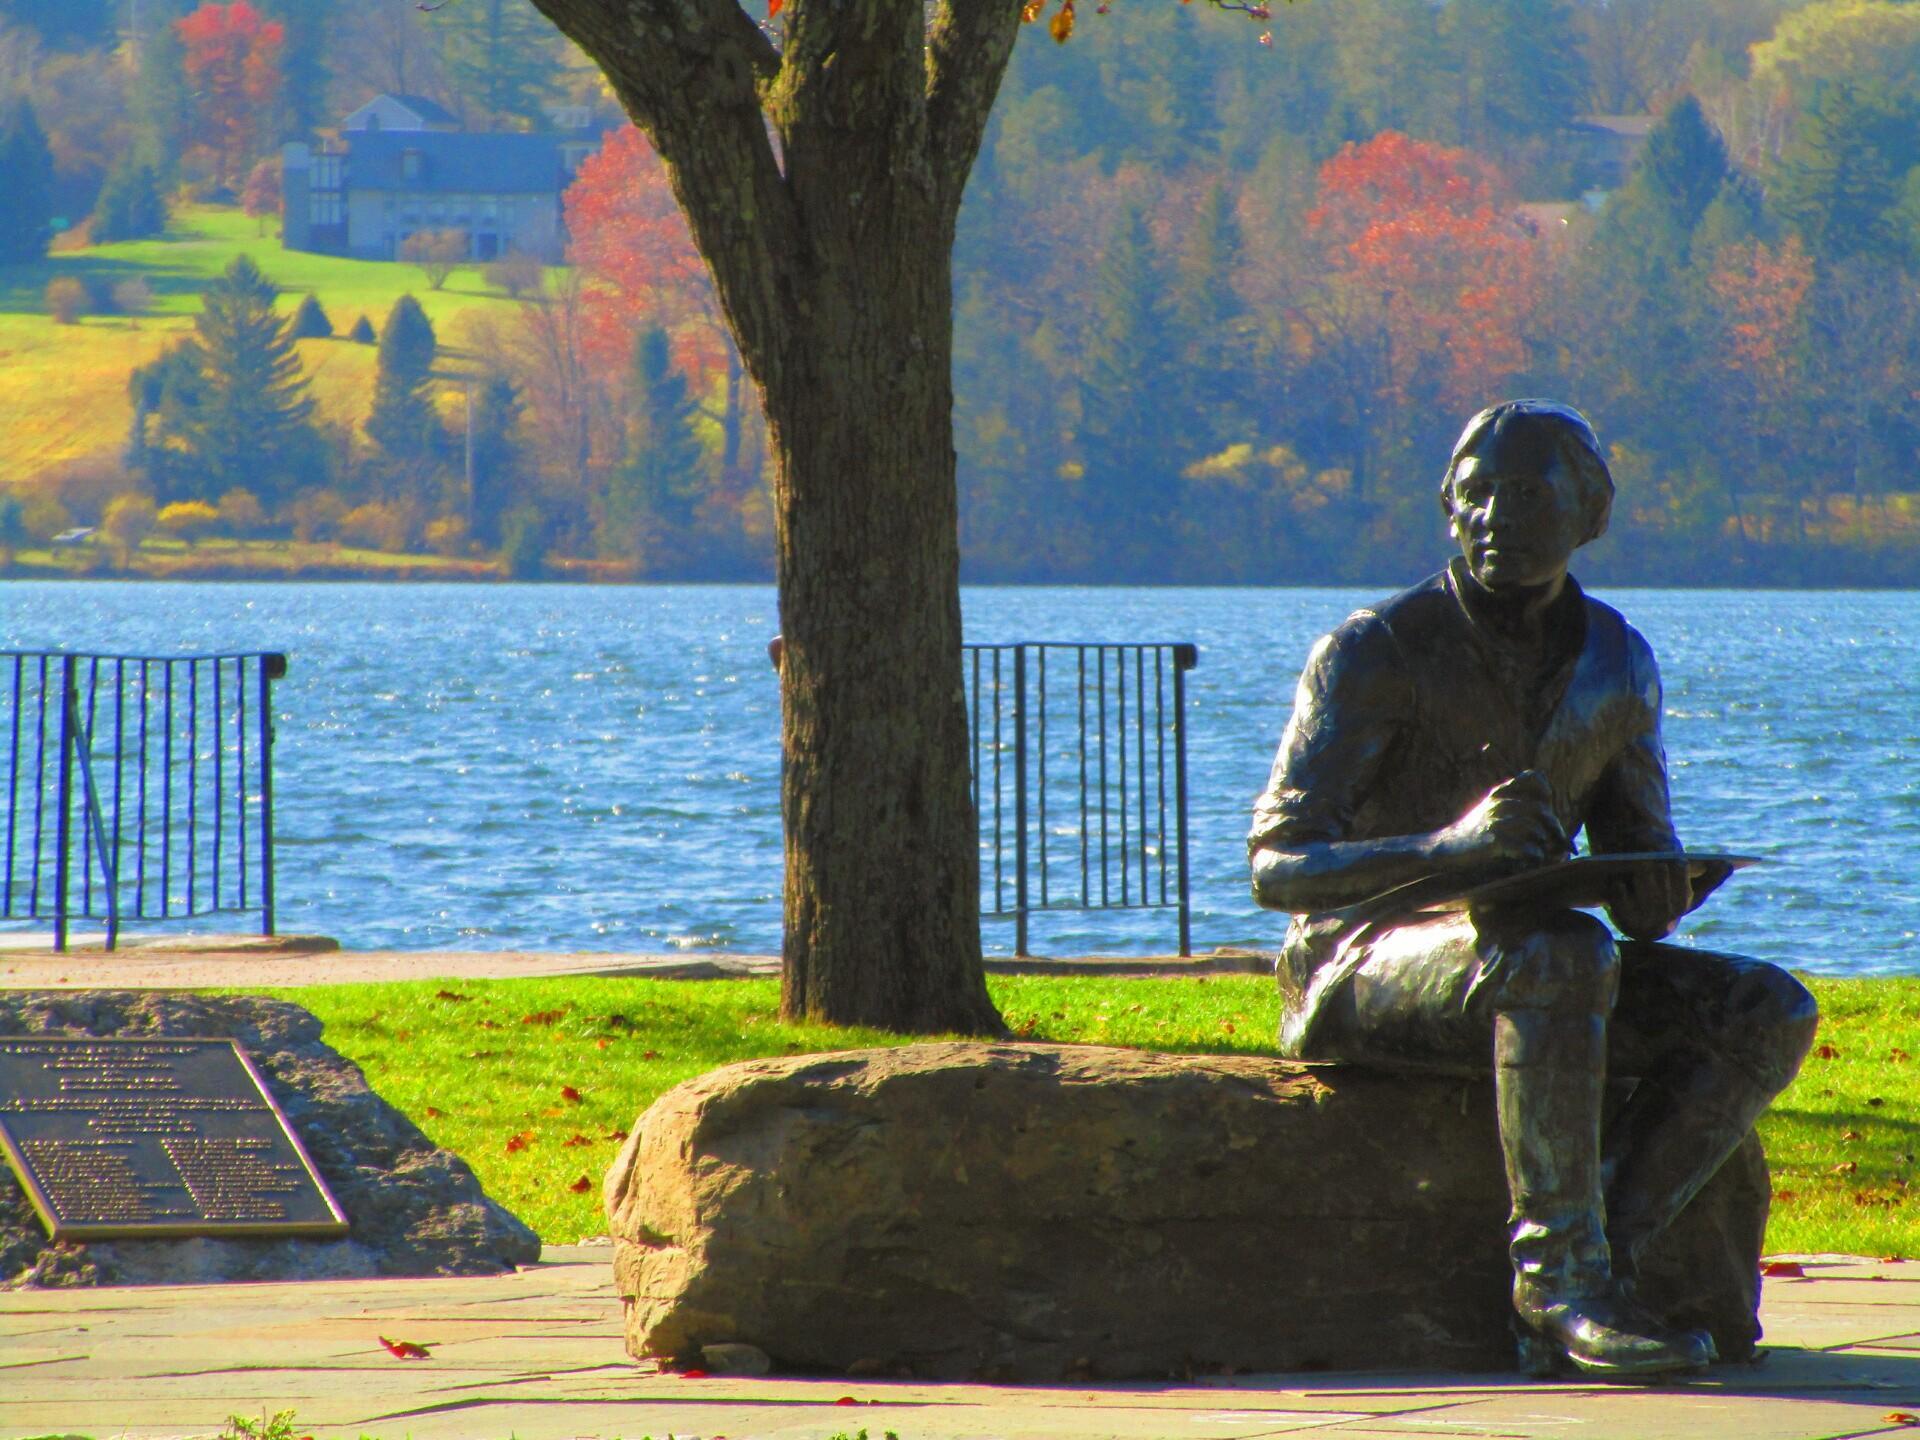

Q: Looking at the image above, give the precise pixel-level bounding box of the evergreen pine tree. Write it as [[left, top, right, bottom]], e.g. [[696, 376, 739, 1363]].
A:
[[0, 100, 56, 263], [130, 6, 192, 183], [1168, 181, 1250, 455], [90, 161, 169, 243], [348, 314, 376, 344], [1771, 77, 1920, 266], [1442, 0, 1587, 149], [1636, 95, 1732, 244], [366, 295, 442, 464], [603, 326, 705, 565], [289, 293, 332, 339], [432, 0, 562, 128], [139, 256, 319, 506], [469, 372, 523, 546], [1075, 201, 1177, 575]]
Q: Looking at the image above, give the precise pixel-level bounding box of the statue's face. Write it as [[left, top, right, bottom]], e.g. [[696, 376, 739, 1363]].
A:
[[1446, 432, 1587, 592]]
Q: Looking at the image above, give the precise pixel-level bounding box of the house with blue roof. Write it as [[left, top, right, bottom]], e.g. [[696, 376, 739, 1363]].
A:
[[281, 95, 605, 264]]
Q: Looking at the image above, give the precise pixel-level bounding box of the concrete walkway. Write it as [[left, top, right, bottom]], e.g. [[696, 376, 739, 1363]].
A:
[[3, 1249, 1920, 1440], [0, 933, 1271, 990], [4, 939, 1916, 1438]]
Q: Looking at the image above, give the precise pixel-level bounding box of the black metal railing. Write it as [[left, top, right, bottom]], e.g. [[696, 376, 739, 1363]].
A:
[[2, 652, 286, 950], [966, 642, 1198, 956]]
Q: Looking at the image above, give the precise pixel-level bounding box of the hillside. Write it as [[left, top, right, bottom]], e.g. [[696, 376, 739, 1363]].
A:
[[0, 206, 527, 486]]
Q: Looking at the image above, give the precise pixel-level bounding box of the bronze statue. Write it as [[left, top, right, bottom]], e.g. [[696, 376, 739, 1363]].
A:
[[1249, 400, 1818, 1379]]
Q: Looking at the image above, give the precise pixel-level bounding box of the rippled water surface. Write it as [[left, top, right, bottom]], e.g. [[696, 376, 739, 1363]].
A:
[[4, 582, 1914, 975]]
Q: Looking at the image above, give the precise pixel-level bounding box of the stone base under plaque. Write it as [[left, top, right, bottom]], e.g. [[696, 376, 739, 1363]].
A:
[[0, 992, 540, 1287]]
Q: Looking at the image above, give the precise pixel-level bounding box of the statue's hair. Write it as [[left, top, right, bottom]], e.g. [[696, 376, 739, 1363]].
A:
[[1440, 399, 1615, 546]]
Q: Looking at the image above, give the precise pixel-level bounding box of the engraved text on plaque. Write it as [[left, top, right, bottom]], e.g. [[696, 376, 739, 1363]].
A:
[[0, 1037, 349, 1240]]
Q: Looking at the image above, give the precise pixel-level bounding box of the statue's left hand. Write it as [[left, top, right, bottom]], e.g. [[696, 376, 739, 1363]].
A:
[[1606, 861, 1691, 941]]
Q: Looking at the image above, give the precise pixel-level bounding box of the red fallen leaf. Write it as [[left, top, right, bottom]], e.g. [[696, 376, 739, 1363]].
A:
[[642, 1050, 661, 1061], [596, 1038, 610, 1050], [835, 1396, 860, 1405], [679, 1367, 710, 1379], [435, 989, 468, 1002], [568, 1174, 593, 1193], [1891, 1049, 1912, 1063], [1844, 1130, 1863, 1142], [1885, 1414, 1918, 1425], [424, 1106, 444, 1119], [1834, 1161, 1859, 1174], [1774, 1189, 1798, 1203], [1882, 1256, 1908, 1263], [1761, 1260, 1805, 1277], [606, 1128, 629, 1141], [378, 1335, 432, 1359], [561, 1085, 583, 1104], [476, 1019, 502, 1030], [1815, 1043, 1841, 1059], [563, 1133, 593, 1148], [522, 1009, 566, 1026], [505, 1131, 534, 1154]]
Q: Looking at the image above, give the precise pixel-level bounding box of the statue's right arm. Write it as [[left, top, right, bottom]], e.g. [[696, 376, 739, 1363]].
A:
[[1248, 620, 1564, 914], [1247, 619, 1436, 914]]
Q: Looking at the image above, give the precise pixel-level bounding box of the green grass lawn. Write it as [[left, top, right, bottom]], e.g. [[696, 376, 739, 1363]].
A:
[[0, 205, 528, 479], [259, 973, 1917, 1257]]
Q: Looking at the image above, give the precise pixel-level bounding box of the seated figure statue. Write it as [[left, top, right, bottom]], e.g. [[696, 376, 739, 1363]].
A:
[[1248, 400, 1819, 1379]]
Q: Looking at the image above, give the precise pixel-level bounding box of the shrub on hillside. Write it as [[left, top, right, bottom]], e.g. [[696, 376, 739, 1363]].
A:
[[424, 514, 469, 556], [19, 494, 72, 541], [45, 277, 87, 324], [113, 277, 154, 320], [347, 314, 376, 344], [289, 294, 332, 339], [157, 499, 219, 545], [401, 228, 468, 291], [484, 251, 544, 298], [288, 489, 348, 543], [339, 500, 412, 553], [216, 487, 268, 536], [101, 492, 158, 563]]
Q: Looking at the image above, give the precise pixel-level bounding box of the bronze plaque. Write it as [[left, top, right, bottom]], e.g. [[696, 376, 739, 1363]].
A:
[[0, 1037, 349, 1241]]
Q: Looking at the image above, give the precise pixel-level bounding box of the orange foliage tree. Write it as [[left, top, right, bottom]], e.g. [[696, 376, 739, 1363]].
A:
[[563, 126, 725, 384], [1308, 131, 1541, 412], [176, 1, 285, 192]]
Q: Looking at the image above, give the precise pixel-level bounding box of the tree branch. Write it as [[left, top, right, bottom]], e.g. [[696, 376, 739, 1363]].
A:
[[527, 0, 795, 367], [925, 0, 1026, 213]]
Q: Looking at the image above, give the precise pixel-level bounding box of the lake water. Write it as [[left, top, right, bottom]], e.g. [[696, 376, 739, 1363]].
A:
[[3, 581, 1915, 976]]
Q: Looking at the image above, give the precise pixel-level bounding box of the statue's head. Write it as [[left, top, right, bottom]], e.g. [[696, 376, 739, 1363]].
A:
[[1440, 400, 1614, 592]]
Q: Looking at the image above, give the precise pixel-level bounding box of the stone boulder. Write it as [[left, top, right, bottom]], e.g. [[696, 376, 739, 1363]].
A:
[[606, 1042, 1768, 1380], [0, 991, 541, 1287]]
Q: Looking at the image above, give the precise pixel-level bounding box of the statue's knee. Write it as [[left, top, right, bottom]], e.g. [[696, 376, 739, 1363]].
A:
[[1493, 912, 1619, 1012], [1728, 964, 1819, 1091]]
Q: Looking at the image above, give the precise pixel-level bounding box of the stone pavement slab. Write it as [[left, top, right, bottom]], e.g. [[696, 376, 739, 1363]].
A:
[[4, 1250, 1920, 1440]]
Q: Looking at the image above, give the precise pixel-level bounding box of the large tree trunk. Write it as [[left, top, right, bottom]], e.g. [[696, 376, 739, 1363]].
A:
[[528, 0, 1023, 1035], [763, 209, 998, 1033]]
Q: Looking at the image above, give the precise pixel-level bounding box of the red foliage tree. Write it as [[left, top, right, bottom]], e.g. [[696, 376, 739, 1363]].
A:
[[1308, 131, 1541, 410], [563, 125, 725, 386], [176, 1, 285, 192]]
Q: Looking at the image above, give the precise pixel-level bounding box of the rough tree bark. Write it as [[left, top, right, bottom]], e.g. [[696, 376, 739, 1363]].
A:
[[527, 0, 1025, 1033]]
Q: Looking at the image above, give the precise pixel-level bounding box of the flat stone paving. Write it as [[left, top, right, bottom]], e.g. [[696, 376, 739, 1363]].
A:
[[3, 1250, 1920, 1440]]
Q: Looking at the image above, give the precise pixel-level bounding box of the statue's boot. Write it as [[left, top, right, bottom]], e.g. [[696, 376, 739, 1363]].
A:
[[1604, 1057, 1808, 1294], [1498, 1003, 1715, 1380]]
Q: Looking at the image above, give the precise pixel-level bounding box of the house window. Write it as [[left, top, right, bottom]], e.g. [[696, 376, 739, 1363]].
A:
[[401, 148, 423, 182], [310, 192, 342, 225]]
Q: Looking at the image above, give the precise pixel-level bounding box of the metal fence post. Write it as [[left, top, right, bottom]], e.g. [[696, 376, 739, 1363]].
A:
[[53, 655, 76, 953], [1013, 644, 1029, 957], [260, 653, 287, 937], [1172, 643, 1198, 958]]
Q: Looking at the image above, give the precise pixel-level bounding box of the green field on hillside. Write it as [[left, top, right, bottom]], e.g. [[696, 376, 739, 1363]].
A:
[[0, 207, 532, 483]]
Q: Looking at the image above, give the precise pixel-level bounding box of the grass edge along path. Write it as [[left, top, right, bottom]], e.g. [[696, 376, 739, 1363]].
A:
[[252, 973, 1917, 1257]]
